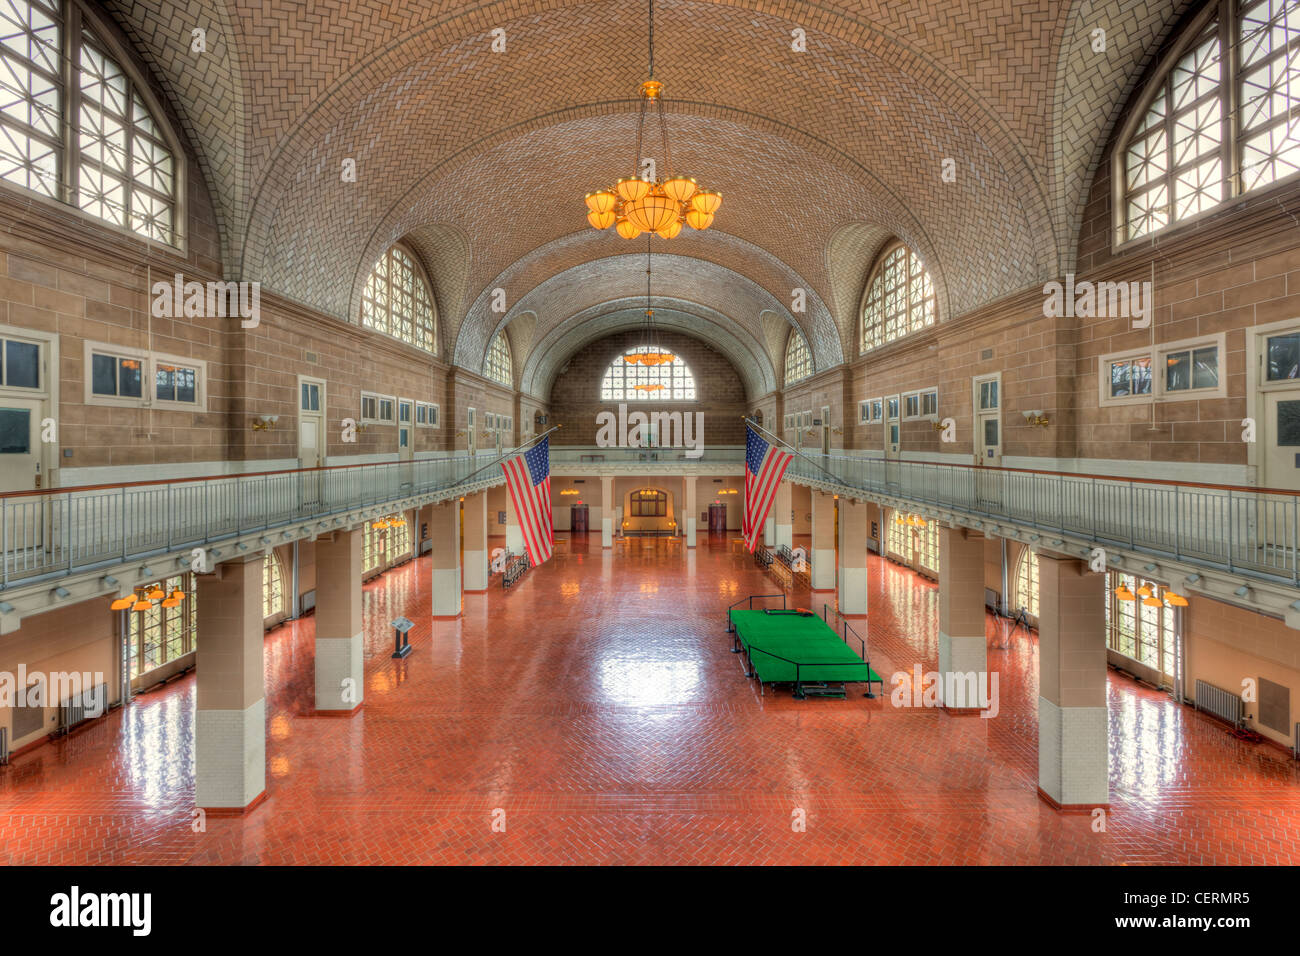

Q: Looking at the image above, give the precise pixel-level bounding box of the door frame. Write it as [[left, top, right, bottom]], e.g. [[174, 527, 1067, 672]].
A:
[[972, 371, 1003, 466], [884, 394, 900, 460], [466, 407, 476, 456], [1247, 315, 1300, 488], [0, 324, 58, 491], [296, 375, 326, 468], [397, 397, 413, 461], [820, 404, 831, 455]]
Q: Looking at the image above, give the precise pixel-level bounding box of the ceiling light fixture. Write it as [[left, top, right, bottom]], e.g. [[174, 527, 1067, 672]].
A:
[[583, 0, 721, 240]]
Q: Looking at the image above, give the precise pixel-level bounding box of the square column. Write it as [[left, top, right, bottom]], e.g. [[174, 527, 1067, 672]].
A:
[[463, 492, 489, 591], [195, 556, 266, 810], [938, 525, 987, 710], [430, 500, 462, 618], [810, 492, 836, 591], [774, 482, 793, 550], [314, 529, 364, 714], [1037, 553, 1109, 809], [505, 489, 524, 555], [684, 477, 697, 548], [600, 476, 613, 548], [837, 498, 867, 615]]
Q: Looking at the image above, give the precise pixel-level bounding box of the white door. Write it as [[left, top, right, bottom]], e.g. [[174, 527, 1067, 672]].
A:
[[821, 405, 831, 455], [297, 377, 324, 508], [973, 375, 1002, 466], [973, 375, 1002, 509], [0, 397, 46, 552], [397, 400, 413, 463], [885, 395, 900, 459], [467, 407, 476, 456]]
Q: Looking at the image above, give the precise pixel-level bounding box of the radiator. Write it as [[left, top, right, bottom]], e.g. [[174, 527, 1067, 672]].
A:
[[0, 726, 7, 765], [58, 682, 107, 735], [1194, 678, 1243, 728]]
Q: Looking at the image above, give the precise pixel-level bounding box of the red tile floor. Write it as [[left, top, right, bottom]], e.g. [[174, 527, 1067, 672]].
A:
[[3, 533, 1299, 865]]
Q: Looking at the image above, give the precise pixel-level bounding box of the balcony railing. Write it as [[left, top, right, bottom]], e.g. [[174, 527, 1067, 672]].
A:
[[549, 445, 744, 464], [0, 455, 504, 590], [789, 453, 1300, 586]]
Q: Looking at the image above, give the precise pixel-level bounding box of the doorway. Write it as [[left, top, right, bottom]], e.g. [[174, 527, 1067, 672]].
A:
[[467, 407, 476, 456], [297, 376, 325, 508], [973, 373, 1002, 510], [821, 405, 831, 455]]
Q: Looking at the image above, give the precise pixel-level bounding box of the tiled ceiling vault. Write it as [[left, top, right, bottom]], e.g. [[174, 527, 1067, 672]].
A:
[[107, 0, 1188, 396]]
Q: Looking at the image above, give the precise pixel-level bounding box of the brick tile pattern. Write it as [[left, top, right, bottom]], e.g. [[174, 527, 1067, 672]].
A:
[[3, 537, 1299, 865]]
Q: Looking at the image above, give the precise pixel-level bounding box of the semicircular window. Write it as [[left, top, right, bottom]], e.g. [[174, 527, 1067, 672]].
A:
[[600, 346, 696, 401]]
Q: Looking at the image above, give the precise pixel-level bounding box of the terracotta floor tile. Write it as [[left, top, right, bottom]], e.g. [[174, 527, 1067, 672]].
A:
[[2, 533, 1298, 865]]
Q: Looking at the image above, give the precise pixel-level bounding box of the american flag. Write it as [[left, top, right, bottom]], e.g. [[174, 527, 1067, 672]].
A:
[[501, 436, 554, 566], [743, 424, 793, 552]]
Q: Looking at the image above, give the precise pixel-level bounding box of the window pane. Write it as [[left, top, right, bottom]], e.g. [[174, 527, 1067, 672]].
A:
[[1110, 360, 1131, 397], [91, 353, 117, 395], [984, 419, 999, 447], [0, 407, 30, 453], [1267, 333, 1300, 380], [1191, 346, 1218, 389], [5, 340, 39, 388], [118, 358, 141, 397], [1277, 400, 1300, 445], [1165, 350, 1191, 391], [175, 366, 195, 403], [155, 364, 174, 401]]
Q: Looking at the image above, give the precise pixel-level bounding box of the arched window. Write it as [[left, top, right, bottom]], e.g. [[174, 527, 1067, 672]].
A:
[[486, 332, 511, 386], [1013, 548, 1039, 619], [0, 0, 179, 243], [126, 572, 196, 679], [599, 346, 697, 401], [1120, 0, 1300, 242], [860, 242, 936, 353], [784, 330, 811, 385], [262, 550, 284, 620], [360, 244, 438, 353]]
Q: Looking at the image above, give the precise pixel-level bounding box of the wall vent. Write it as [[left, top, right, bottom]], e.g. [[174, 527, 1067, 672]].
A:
[[305, 351, 319, 364], [981, 348, 994, 360], [1258, 677, 1290, 734]]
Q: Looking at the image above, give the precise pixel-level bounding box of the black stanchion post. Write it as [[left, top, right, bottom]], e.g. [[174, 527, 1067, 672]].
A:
[[391, 616, 414, 658]]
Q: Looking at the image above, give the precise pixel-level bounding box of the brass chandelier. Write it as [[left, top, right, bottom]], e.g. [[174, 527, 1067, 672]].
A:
[[583, 0, 721, 240]]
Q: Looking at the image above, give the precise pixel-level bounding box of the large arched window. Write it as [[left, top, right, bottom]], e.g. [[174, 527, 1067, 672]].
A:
[[1013, 548, 1039, 619], [486, 332, 511, 386], [360, 244, 438, 353], [0, 0, 180, 243], [262, 550, 284, 621], [784, 330, 811, 385], [1120, 0, 1300, 242], [599, 346, 697, 401], [860, 242, 936, 353]]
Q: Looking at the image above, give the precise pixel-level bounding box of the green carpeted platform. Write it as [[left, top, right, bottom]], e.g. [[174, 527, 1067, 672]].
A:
[[728, 609, 883, 687]]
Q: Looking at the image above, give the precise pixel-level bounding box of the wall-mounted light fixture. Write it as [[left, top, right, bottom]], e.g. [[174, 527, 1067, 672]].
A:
[[251, 414, 280, 431], [1023, 410, 1050, 428]]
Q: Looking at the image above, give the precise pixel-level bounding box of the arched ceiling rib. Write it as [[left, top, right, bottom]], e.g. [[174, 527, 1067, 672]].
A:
[[522, 300, 777, 399], [471, 252, 815, 383], [453, 231, 841, 374]]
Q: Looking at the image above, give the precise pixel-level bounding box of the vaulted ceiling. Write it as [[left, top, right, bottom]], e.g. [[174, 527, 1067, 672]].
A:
[[107, 0, 1197, 398]]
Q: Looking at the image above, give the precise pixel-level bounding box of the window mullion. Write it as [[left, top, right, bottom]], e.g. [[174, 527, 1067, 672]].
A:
[[1222, 0, 1239, 201], [61, 1, 81, 207]]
